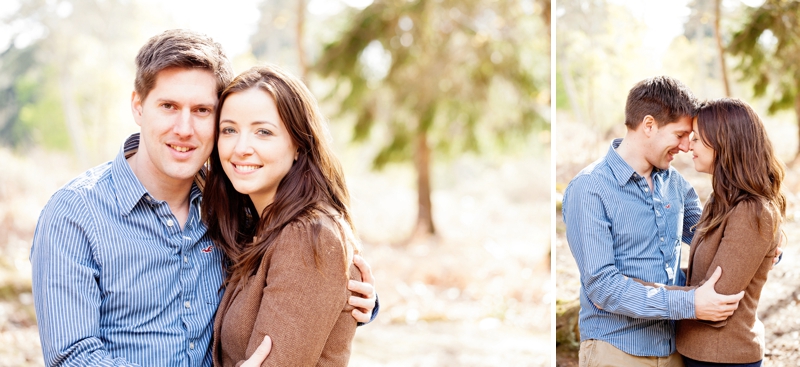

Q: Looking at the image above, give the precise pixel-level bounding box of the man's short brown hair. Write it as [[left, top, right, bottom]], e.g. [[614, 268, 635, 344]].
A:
[[134, 29, 233, 101], [625, 76, 698, 129]]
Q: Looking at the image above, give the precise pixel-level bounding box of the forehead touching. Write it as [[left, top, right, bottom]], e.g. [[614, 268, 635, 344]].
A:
[[661, 115, 693, 134]]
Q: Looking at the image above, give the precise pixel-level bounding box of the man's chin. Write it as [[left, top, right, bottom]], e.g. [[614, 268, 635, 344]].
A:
[[164, 163, 204, 182], [655, 161, 672, 170]]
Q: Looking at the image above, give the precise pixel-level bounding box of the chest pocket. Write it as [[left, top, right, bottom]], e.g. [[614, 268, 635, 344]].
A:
[[194, 237, 225, 305]]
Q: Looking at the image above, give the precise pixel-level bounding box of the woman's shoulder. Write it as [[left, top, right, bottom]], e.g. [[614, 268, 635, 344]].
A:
[[729, 197, 780, 228], [273, 205, 356, 253]]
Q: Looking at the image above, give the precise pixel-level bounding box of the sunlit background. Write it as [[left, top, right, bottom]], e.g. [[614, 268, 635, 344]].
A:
[[556, 1, 800, 366], [0, 0, 550, 366]]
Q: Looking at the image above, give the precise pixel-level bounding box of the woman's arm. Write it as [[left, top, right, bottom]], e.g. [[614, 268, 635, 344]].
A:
[[242, 222, 357, 367], [698, 201, 777, 294]]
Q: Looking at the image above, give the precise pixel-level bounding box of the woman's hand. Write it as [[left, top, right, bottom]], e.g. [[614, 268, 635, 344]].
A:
[[348, 255, 377, 323]]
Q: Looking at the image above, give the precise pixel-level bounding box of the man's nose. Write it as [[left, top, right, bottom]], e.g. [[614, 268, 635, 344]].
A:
[[678, 137, 690, 152], [173, 109, 194, 136]]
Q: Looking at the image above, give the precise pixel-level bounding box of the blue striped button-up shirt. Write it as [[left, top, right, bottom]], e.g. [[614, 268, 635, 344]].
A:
[[562, 138, 702, 357], [31, 134, 224, 366]]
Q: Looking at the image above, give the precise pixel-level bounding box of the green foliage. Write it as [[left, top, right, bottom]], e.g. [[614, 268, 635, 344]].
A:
[[729, 1, 800, 115], [0, 43, 41, 147], [314, 0, 548, 169], [15, 68, 70, 150], [0, 0, 157, 159]]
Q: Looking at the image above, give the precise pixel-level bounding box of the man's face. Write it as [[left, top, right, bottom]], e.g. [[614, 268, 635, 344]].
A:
[[644, 115, 693, 170], [131, 67, 218, 184]]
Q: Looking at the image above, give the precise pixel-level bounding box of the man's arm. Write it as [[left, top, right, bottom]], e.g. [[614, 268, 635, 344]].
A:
[[30, 190, 136, 366], [631, 266, 742, 321], [681, 179, 702, 244], [563, 176, 695, 320]]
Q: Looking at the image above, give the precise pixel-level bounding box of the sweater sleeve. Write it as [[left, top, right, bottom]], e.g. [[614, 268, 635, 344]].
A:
[[243, 222, 355, 367], [699, 201, 777, 295]]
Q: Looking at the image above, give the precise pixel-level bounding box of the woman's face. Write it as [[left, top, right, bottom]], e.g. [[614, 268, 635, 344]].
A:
[[690, 117, 715, 174], [217, 87, 298, 213]]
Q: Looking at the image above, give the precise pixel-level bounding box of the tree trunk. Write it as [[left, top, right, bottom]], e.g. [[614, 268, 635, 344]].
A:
[[413, 129, 436, 238], [556, 299, 581, 351], [540, 0, 551, 105], [58, 72, 89, 167], [714, 0, 731, 97], [296, 0, 308, 81], [794, 91, 800, 163], [556, 299, 581, 367], [557, 63, 586, 124]]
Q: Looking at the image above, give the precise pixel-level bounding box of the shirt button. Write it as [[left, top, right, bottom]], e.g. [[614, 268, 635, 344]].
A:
[[660, 237, 665, 242], [189, 342, 195, 350], [184, 301, 191, 309], [184, 256, 188, 263], [167, 219, 174, 227]]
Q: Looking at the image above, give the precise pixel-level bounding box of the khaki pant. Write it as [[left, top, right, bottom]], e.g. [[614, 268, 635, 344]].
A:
[[579, 339, 685, 367]]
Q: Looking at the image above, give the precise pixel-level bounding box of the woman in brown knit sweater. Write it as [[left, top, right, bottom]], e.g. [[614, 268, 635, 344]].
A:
[[677, 98, 785, 367], [201, 65, 364, 366]]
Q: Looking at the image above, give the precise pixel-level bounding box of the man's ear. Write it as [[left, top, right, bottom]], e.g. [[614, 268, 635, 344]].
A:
[[641, 115, 656, 137], [131, 91, 144, 127]]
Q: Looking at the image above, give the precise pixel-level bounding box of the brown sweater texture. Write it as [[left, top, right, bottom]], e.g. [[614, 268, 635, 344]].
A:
[[676, 200, 779, 363], [212, 216, 360, 367]]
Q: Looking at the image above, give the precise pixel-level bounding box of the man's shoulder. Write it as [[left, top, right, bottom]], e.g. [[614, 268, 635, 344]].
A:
[[47, 161, 114, 206], [565, 156, 614, 192]]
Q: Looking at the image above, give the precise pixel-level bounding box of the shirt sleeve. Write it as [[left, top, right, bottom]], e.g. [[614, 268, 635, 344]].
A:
[[357, 293, 380, 327], [682, 178, 702, 245], [563, 175, 695, 320], [242, 222, 356, 367], [30, 189, 138, 367]]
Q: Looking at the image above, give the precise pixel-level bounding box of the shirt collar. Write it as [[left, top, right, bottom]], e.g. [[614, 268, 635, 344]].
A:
[[606, 138, 669, 187], [605, 138, 637, 187], [112, 133, 206, 216]]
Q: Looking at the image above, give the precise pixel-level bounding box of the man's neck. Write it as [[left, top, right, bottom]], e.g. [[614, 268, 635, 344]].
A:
[[126, 153, 193, 228], [615, 133, 655, 179]]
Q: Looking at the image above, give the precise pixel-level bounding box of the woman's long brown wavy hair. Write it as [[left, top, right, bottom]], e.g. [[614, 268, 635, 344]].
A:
[[202, 64, 358, 287], [693, 98, 786, 241]]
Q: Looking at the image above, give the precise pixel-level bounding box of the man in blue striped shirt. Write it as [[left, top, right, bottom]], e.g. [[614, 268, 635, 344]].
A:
[[30, 30, 378, 367], [562, 76, 746, 366]]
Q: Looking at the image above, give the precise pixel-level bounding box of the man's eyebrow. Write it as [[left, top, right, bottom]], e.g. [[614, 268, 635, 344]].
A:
[[154, 98, 216, 108]]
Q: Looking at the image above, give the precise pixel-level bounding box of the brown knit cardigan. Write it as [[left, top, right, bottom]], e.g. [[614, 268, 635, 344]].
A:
[[212, 216, 360, 367], [676, 199, 780, 363]]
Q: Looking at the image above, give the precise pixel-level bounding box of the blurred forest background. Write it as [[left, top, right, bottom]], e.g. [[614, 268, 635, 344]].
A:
[[556, 0, 800, 366], [0, 0, 551, 366]]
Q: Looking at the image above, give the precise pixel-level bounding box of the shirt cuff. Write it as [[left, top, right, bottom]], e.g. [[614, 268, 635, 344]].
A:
[[357, 293, 380, 327], [668, 288, 696, 320]]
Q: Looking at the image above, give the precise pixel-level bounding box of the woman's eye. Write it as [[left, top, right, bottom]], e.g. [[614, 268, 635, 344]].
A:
[[220, 127, 236, 134], [256, 129, 273, 136]]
